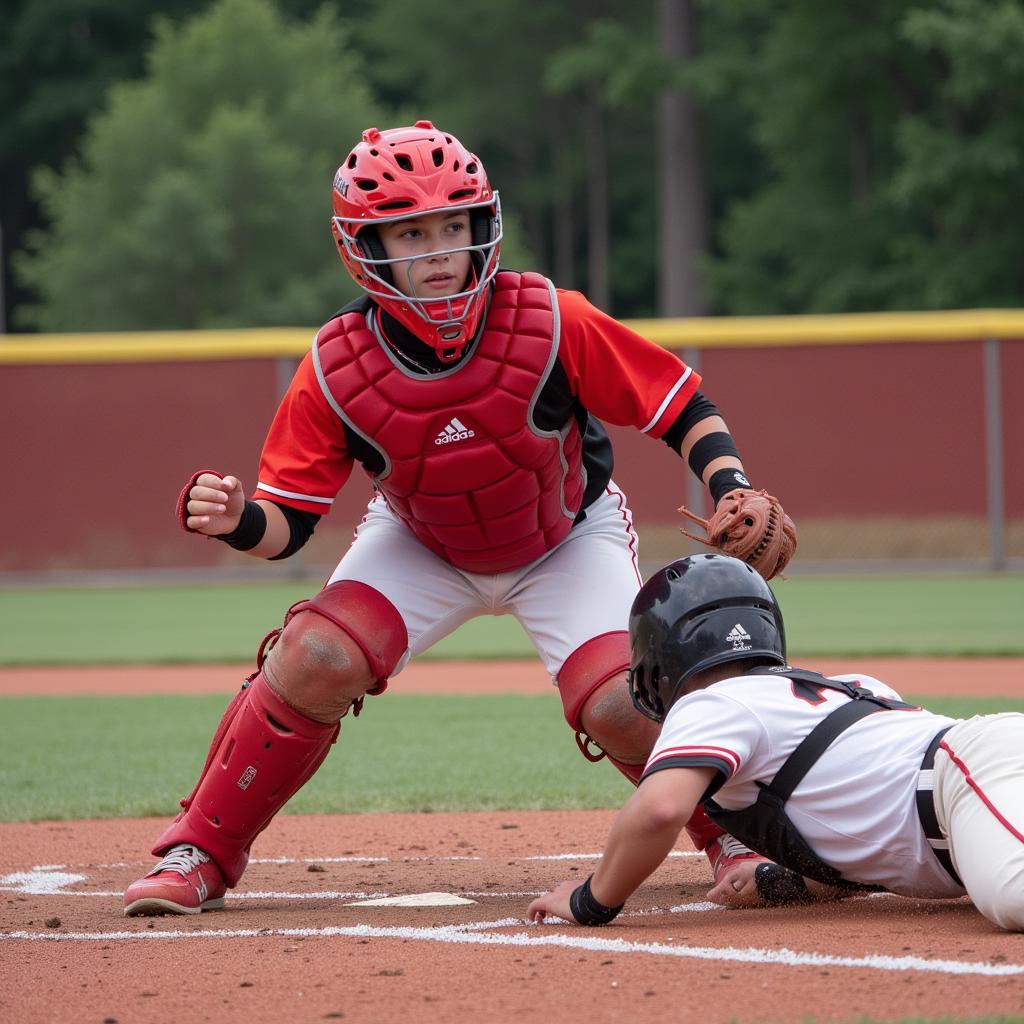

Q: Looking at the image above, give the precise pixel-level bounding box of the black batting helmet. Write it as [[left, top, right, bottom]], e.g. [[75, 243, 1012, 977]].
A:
[[628, 554, 787, 722]]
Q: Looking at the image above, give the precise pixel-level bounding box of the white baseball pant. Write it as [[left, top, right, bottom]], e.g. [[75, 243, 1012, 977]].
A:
[[935, 712, 1024, 930], [327, 482, 643, 680]]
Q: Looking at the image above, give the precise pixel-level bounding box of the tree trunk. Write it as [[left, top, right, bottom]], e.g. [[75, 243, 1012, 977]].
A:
[[586, 82, 610, 312], [656, 0, 709, 317]]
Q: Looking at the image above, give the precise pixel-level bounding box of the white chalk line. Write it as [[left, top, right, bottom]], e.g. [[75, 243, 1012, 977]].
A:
[[3, 857, 1013, 978], [0, 886, 549, 901], [0, 869, 548, 901], [33, 850, 703, 872], [0, 882, 720, 911], [1, 920, 1019, 977], [0, 869, 714, 907]]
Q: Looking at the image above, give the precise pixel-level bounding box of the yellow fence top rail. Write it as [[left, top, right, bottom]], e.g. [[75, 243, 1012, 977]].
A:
[[0, 328, 315, 364], [1, 309, 1023, 364]]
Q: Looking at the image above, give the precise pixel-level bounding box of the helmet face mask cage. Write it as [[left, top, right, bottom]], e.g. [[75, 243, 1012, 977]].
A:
[[331, 196, 502, 350], [627, 662, 666, 722], [330, 121, 502, 360], [628, 555, 788, 723]]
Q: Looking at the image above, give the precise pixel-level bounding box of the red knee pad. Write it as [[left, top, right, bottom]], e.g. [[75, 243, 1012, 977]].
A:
[[152, 673, 339, 886], [282, 580, 408, 692]]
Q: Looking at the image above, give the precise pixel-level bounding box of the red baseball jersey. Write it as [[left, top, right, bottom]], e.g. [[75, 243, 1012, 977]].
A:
[[253, 284, 701, 518]]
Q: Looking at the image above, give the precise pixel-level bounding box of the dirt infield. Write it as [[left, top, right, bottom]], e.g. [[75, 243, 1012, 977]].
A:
[[2, 659, 1024, 1024], [4, 655, 1024, 697]]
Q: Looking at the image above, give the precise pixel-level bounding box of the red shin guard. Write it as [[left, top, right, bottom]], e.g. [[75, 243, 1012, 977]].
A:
[[605, 755, 644, 786], [152, 673, 339, 885], [684, 802, 724, 852]]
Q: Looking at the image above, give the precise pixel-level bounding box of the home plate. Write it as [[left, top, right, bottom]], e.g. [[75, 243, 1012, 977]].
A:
[[345, 892, 477, 907]]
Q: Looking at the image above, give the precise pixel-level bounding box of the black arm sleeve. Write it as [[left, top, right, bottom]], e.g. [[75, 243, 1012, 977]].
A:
[[267, 502, 322, 561], [660, 391, 721, 454]]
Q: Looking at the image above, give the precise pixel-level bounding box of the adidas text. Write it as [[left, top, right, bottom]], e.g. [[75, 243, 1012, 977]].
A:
[[726, 624, 752, 651], [435, 417, 475, 446]]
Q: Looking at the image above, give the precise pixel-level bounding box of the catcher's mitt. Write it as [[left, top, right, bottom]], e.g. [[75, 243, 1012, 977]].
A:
[[679, 488, 797, 581]]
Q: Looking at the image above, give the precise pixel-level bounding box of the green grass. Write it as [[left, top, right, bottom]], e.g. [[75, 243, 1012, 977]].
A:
[[0, 692, 1016, 822], [826, 1019, 1023, 1024], [772, 574, 1024, 657], [0, 581, 522, 665], [1, 573, 1023, 665], [839, 1019, 1024, 1024]]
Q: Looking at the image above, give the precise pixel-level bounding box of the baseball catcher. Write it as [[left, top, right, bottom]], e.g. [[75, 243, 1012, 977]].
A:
[[123, 121, 797, 917]]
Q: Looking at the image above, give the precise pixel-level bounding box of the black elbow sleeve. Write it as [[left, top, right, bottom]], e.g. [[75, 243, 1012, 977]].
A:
[[661, 391, 721, 454], [267, 503, 321, 560]]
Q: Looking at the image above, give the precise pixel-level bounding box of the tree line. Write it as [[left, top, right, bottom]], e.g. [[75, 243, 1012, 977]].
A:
[[3, 0, 1022, 332]]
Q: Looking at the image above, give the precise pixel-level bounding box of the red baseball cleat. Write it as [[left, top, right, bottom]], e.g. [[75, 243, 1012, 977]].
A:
[[123, 844, 227, 916], [705, 833, 770, 885]]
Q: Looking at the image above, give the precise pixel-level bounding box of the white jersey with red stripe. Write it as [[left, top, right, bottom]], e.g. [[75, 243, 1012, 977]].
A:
[[644, 672, 962, 898]]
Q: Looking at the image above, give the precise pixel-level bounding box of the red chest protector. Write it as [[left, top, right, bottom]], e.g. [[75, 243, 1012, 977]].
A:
[[314, 271, 586, 573]]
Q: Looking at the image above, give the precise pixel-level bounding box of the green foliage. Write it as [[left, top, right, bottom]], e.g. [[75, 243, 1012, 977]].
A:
[[696, 0, 1024, 313], [890, 0, 1024, 307], [8, 0, 1024, 329], [543, 20, 667, 110], [14, 0, 383, 330], [352, 0, 662, 314], [0, 0, 212, 323]]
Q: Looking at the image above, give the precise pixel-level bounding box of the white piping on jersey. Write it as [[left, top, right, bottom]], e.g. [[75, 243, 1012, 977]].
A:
[[646, 744, 742, 774], [640, 367, 694, 434], [256, 482, 334, 505]]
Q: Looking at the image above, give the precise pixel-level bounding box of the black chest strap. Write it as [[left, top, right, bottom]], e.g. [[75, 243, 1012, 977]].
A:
[[761, 667, 915, 801], [703, 666, 916, 890]]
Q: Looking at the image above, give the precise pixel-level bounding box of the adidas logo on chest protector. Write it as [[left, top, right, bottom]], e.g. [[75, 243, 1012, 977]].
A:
[[434, 417, 476, 446]]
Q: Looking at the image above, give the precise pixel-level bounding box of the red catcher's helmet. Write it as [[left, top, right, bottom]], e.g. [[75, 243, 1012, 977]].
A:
[[331, 120, 502, 361]]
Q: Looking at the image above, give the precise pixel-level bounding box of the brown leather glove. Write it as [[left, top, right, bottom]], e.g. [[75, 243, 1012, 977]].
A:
[[679, 488, 797, 581]]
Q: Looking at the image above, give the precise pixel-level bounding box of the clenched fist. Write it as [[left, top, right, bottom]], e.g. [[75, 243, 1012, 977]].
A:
[[176, 470, 246, 536]]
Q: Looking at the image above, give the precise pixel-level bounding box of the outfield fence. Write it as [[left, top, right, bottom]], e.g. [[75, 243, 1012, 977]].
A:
[[2, 309, 1022, 582]]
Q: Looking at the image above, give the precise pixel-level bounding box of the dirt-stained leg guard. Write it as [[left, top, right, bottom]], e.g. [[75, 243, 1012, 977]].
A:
[[151, 673, 339, 886], [151, 580, 408, 886]]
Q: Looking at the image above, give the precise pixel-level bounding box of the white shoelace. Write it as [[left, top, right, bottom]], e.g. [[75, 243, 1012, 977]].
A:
[[717, 834, 756, 860], [148, 844, 210, 878]]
